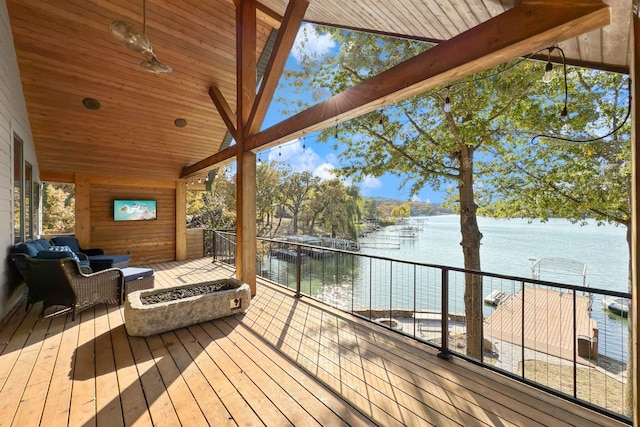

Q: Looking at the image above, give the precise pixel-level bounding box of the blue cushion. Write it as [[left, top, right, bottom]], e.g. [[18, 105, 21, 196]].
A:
[[33, 238, 52, 251], [13, 242, 40, 257], [50, 236, 81, 253], [89, 254, 130, 263], [121, 267, 154, 282], [45, 245, 81, 263]]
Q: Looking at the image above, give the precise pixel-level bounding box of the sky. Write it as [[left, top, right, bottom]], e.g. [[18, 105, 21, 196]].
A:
[[259, 24, 447, 204]]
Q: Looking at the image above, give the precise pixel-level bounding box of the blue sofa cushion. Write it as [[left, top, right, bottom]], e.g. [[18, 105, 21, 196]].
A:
[[36, 247, 91, 268], [121, 267, 154, 283], [32, 238, 52, 251], [12, 242, 40, 257], [50, 236, 81, 253], [89, 254, 130, 264]]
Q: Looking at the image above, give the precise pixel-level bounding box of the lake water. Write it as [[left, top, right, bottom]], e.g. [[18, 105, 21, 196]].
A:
[[362, 215, 629, 292], [358, 214, 630, 362]]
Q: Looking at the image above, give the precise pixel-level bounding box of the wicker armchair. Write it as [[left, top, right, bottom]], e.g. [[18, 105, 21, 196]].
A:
[[10, 254, 124, 320]]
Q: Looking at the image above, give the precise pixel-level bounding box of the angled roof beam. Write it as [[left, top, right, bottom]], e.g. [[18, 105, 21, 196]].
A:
[[181, 145, 238, 177], [209, 86, 237, 140], [245, 0, 611, 152], [247, 0, 309, 135]]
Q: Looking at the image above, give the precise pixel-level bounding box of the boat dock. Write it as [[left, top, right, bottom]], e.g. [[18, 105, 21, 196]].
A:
[[484, 286, 598, 363]]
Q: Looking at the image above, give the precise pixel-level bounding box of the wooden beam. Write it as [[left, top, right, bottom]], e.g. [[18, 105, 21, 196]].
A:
[[236, 0, 257, 292], [176, 181, 187, 261], [234, 0, 282, 29], [631, 4, 639, 424], [39, 170, 74, 183], [245, 0, 611, 152], [257, 2, 282, 29], [74, 173, 91, 249], [247, 0, 308, 134], [208, 86, 237, 140], [180, 145, 237, 178]]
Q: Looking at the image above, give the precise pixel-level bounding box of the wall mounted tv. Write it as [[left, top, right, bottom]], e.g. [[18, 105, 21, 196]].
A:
[[113, 200, 157, 221]]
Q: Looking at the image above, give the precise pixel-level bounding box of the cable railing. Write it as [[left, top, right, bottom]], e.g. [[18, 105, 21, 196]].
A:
[[209, 229, 632, 423]]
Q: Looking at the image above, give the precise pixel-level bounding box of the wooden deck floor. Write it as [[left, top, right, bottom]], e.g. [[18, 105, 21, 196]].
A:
[[0, 258, 627, 426]]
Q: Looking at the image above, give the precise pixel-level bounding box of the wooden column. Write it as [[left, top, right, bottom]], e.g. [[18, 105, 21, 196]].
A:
[[74, 173, 91, 247], [175, 180, 187, 260], [236, 0, 257, 294], [632, 3, 640, 423]]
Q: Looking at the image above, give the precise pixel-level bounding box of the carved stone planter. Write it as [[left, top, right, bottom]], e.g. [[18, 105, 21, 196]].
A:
[[124, 278, 251, 337]]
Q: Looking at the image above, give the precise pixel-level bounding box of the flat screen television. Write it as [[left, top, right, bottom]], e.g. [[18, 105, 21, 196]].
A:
[[113, 199, 157, 221]]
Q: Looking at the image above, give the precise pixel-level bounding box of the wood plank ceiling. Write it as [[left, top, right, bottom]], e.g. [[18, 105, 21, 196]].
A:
[[6, 0, 631, 182]]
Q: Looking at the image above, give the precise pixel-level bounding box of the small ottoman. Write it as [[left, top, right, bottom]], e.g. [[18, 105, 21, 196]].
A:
[[121, 267, 155, 295], [90, 254, 131, 271]]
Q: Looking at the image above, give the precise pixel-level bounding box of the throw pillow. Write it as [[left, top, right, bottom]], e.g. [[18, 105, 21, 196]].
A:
[[48, 245, 81, 263]]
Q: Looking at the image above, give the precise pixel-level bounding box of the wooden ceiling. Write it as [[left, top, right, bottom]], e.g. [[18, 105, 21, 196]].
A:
[[5, 0, 630, 182]]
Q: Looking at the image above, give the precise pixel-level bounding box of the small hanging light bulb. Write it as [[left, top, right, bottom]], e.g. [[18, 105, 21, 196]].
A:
[[205, 174, 209, 182], [543, 61, 554, 83], [443, 96, 452, 113], [334, 126, 338, 138], [198, 177, 202, 184], [191, 178, 195, 185], [278, 146, 282, 157], [301, 135, 306, 149]]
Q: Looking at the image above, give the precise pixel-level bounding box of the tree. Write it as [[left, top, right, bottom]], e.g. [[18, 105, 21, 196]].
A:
[[186, 168, 236, 229], [42, 183, 75, 234], [282, 26, 605, 358], [480, 70, 632, 413], [280, 169, 320, 234], [390, 201, 411, 220], [256, 160, 282, 234]]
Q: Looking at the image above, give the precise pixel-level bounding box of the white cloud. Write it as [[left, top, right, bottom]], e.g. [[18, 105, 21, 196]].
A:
[[361, 175, 382, 191], [268, 138, 321, 173], [292, 24, 336, 63], [313, 163, 337, 181]]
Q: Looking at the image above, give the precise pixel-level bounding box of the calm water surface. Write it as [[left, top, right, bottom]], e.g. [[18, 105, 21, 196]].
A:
[[357, 215, 630, 362]]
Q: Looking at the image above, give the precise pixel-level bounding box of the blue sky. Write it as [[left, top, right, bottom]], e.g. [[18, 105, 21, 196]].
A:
[[259, 24, 447, 204]]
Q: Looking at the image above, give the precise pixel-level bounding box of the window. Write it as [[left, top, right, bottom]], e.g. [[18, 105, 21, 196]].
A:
[[25, 162, 33, 240], [13, 134, 23, 243], [13, 135, 39, 243]]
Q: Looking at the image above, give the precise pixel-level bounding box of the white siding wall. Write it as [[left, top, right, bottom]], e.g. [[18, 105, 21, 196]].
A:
[[0, 0, 37, 321]]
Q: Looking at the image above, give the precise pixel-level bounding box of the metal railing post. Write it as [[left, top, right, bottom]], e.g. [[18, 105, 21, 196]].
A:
[[438, 267, 451, 360], [295, 244, 302, 297], [212, 230, 217, 262]]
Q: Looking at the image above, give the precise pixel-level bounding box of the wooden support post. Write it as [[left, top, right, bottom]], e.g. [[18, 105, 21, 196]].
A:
[[631, 3, 640, 423], [235, 0, 257, 295], [176, 180, 187, 260], [74, 173, 91, 248]]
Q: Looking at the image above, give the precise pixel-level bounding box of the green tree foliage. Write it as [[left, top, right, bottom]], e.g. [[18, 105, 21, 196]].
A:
[[186, 168, 236, 229], [42, 183, 75, 234], [390, 201, 411, 220], [256, 160, 282, 230], [281, 25, 626, 359], [279, 169, 321, 234]]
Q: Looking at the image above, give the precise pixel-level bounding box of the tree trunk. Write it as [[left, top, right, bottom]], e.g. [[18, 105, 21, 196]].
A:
[[458, 146, 484, 359]]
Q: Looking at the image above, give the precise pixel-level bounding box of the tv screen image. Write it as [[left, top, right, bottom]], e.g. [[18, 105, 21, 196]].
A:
[[114, 200, 157, 221]]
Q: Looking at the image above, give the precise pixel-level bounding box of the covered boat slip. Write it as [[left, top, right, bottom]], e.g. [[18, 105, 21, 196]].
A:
[[0, 259, 626, 426]]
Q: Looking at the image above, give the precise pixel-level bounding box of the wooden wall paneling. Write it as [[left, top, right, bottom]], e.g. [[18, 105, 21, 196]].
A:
[[186, 228, 204, 259], [89, 184, 176, 265], [175, 181, 187, 260]]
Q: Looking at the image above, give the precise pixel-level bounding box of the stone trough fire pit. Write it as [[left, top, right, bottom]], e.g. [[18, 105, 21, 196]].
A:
[[124, 278, 251, 337]]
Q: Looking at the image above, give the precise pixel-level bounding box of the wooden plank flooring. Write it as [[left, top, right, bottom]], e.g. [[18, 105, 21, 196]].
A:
[[0, 258, 627, 426]]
